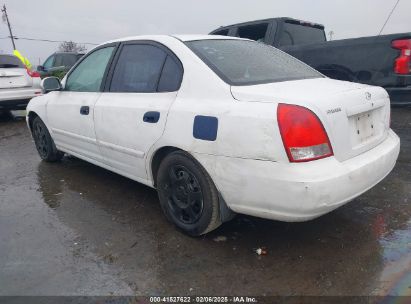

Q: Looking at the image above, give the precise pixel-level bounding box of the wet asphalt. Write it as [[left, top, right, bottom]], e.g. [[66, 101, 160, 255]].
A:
[[0, 108, 410, 297]]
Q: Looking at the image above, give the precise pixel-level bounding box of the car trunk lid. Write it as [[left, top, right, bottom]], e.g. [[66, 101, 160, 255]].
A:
[[231, 78, 390, 162], [0, 68, 32, 89]]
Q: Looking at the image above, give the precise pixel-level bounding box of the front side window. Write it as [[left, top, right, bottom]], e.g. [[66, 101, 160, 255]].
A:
[[186, 39, 323, 86], [65, 46, 115, 92], [110, 44, 165, 93], [42, 55, 54, 69]]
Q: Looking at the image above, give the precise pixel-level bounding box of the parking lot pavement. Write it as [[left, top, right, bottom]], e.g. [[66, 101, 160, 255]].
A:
[[0, 108, 410, 296]]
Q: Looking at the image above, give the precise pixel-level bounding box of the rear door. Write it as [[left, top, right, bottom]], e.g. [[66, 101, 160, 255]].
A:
[[94, 41, 183, 181], [47, 45, 117, 163], [0, 55, 32, 89]]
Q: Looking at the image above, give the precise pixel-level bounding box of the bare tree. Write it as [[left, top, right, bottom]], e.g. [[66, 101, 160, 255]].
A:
[[58, 41, 86, 53]]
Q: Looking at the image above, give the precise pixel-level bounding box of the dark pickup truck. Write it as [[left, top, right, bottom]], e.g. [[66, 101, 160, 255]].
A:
[[210, 17, 411, 105]]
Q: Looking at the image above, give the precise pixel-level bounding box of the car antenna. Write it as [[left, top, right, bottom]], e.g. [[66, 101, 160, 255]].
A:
[[368, 0, 401, 83], [378, 0, 401, 36]]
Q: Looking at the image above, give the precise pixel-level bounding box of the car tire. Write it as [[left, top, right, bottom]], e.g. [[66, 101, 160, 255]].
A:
[[32, 117, 64, 162], [157, 151, 221, 236]]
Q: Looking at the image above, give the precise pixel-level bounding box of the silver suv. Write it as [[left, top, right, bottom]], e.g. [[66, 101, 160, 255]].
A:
[[0, 54, 42, 111]]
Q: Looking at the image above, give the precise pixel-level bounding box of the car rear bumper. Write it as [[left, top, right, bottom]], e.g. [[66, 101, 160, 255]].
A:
[[385, 86, 411, 106], [193, 130, 400, 222], [0, 87, 42, 109]]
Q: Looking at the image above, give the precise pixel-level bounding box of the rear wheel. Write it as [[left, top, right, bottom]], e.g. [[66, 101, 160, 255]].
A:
[[157, 151, 221, 236], [32, 117, 64, 162]]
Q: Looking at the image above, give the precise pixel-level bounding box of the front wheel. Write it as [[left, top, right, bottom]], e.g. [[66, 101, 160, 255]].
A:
[[156, 151, 221, 236], [32, 117, 64, 162]]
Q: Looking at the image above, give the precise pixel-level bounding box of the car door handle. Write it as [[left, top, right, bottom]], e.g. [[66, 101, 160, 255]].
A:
[[80, 106, 89, 115], [143, 111, 160, 123]]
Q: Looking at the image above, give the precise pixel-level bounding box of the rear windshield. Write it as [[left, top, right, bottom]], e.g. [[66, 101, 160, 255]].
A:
[[185, 39, 322, 86], [0, 55, 24, 68], [278, 22, 326, 46]]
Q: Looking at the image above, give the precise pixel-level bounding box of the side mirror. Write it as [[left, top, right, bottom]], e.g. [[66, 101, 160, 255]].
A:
[[37, 65, 45, 72], [41, 77, 62, 94]]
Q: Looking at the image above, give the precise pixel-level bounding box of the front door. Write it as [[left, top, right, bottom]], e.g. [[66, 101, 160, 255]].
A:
[[47, 45, 116, 163], [94, 42, 183, 182]]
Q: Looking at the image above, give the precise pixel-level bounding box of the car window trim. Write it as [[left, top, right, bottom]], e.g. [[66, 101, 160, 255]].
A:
[[63, 42, 120, 93], [103, 40, 184, 93]]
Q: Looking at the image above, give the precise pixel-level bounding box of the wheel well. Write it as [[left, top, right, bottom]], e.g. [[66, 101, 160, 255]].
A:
[[27, 111, 39, 133], [151, 146, 181, 187], [150, 146, 236, 222]]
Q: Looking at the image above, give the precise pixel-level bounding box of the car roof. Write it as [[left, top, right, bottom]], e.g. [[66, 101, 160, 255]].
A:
[[104, 34, 244, 45], [53, 52, 84, 55], [210, 17, 325, 32], [172, 34, 243, 42]]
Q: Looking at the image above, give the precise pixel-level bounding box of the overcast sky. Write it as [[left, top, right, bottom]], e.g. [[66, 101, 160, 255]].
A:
[[1, 0, 410, 65]]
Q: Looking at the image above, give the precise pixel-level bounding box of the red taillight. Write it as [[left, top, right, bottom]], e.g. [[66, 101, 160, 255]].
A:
[[26, 68, 40, 78], [392, 39, 411, 75], [277, 103, 333, 162]]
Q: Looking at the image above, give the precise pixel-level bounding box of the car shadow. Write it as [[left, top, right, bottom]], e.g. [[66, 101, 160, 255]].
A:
[[35, 155, 406, 296]]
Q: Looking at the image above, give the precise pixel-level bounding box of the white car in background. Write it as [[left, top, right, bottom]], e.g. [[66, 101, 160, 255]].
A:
[[0, 54, 42, 111], [26, 35, 400, 236]]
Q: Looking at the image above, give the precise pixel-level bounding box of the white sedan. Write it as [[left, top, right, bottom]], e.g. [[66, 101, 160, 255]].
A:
[[0, 54, 42, 111], [26, 35, 400, 236]]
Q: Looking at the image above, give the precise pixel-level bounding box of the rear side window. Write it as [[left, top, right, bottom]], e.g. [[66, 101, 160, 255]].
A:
[[212, 29, 229, 36], [158, 56, 183, 92], [60, 54, 77, 67], [237, 23, 268, 42], [110, 44, 183, 93], [54, 54, 79, 68], [186, 39, 322, 86], [278, 22, 326, 46], [54, 54, 64, 67], [0, 55, 24, 68]]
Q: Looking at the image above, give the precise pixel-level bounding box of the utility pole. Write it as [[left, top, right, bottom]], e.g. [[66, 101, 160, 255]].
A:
[[1, 4, 16, 50]]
